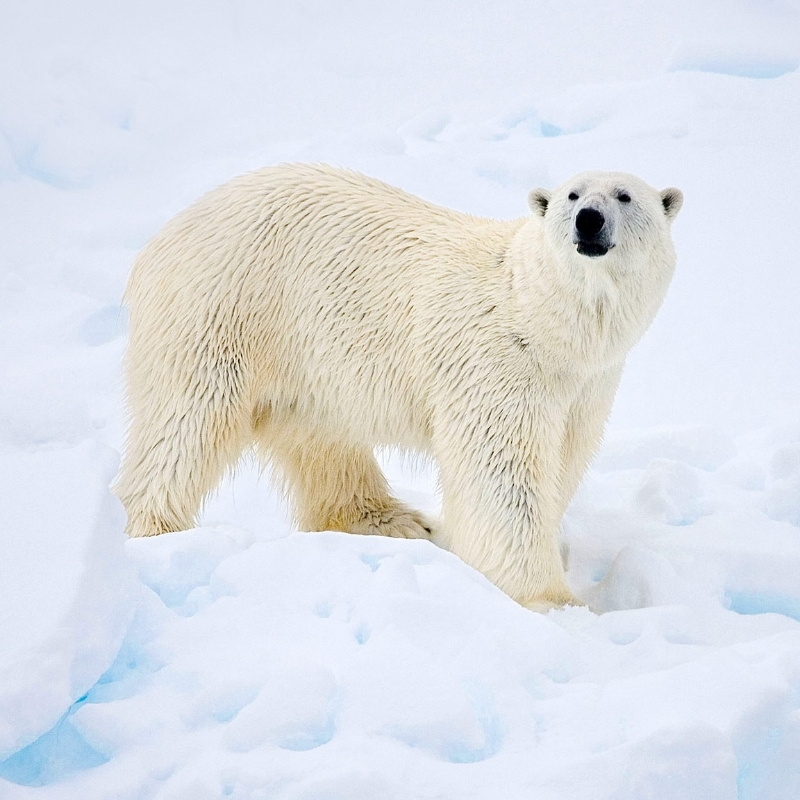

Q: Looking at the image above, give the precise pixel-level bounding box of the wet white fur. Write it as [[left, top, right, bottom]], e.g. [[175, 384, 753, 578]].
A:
[[115, 164, 682, 609]]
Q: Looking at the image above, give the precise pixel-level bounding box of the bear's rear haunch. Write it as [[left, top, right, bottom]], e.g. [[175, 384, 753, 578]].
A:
[[115, 163, 682, 611]]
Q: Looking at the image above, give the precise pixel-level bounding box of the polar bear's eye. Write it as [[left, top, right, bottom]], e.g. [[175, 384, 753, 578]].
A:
[[618, 192, 631, 203], [568, 192, 579, 201]]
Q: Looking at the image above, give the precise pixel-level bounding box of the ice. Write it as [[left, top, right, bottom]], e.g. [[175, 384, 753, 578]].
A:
[[2, 0, 800, 797]]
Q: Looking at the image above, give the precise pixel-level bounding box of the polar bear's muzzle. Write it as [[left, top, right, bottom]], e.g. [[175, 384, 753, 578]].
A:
[[573, 206, 615, 258]]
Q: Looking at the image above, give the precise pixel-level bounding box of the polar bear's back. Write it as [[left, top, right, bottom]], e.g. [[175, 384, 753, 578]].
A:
[[124, 164, 522, 446], [127, 163, 507, 307]]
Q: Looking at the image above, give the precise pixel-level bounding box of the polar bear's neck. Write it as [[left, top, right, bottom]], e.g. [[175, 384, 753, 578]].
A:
[[506, 221, 673, 374]]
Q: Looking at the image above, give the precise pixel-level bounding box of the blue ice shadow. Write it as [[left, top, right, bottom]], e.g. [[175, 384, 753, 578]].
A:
[[353, 623, 371, 644], [360, 552, 385, 572], [737, 722, 795, 800], [9, 141, 84, 190], [279, 713, 336, 751], [140, 549, 229, 611], [0, 708, 107, 787], [540, 121, 562, 137], [726, 591, 800, 622], [670, 59, 797, 80], [0, 609, 163, 786]]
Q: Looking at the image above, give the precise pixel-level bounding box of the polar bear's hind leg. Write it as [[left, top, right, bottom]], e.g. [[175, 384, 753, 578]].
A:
[[117, 363, 251, 538], [256, 419, 433, 539]]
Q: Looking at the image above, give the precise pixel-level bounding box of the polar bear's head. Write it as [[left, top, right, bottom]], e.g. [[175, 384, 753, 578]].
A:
[[528, 171, 683, 266]]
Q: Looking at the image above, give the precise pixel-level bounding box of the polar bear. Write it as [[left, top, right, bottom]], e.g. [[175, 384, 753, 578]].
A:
[[116, 164, 682, 609]]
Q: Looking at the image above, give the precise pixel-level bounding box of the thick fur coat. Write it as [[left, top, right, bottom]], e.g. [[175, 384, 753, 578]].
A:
[[116, 164, 682, 609]]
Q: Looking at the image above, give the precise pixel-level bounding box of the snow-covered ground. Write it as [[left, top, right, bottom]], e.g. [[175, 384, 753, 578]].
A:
[[2, 2, 800, 797]]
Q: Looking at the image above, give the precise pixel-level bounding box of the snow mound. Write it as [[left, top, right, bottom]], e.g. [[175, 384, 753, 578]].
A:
[[0, 441, 137, 770], [3, 493, 799, 797], [595, 426, 736, 473]]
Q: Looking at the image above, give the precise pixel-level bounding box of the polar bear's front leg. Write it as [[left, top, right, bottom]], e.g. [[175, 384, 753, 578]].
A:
[[558, 363, 624, 520], [434, 395, 580, 610]]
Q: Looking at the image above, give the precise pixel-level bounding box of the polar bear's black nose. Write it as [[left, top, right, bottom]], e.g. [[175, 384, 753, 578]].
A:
[[576, 207, 605, 238]]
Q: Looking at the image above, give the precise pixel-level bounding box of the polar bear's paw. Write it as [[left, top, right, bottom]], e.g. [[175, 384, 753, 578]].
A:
[[349, 505, 435, 540], [523, 586, 585, 613], [125, 513, 178, 539]]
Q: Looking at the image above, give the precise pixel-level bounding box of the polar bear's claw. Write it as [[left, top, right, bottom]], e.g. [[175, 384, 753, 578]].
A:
[[349, 506, 436, 539]]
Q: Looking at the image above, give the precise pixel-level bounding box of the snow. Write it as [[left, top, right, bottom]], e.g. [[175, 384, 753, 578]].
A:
[[0, 443, 136, 764], [1, 1, 799, 797]]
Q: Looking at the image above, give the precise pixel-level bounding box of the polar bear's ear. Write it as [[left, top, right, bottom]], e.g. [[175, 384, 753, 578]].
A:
[[528, 188, 551, 217], [660, 188, 683, 221]]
